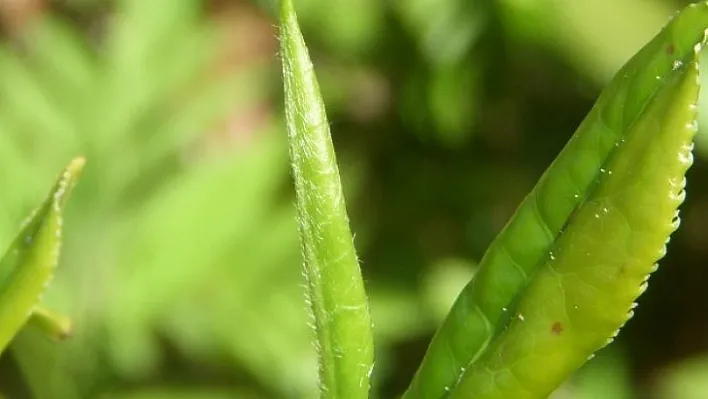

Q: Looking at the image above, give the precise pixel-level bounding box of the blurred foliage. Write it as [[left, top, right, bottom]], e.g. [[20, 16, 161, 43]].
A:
[[0, 0, 704, 398]]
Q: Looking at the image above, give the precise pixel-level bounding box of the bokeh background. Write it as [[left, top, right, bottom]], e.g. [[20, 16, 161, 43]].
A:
[[0, 0, 705, 398]]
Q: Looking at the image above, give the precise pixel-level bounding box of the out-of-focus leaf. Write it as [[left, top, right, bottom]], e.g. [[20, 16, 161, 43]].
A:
[[0, 157, 84, 354]]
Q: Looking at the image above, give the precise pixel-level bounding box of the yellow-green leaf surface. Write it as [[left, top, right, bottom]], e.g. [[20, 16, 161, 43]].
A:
[[0, 157, 84, 353], [279, 0, 374, 397], [405, 3, 708, 398]]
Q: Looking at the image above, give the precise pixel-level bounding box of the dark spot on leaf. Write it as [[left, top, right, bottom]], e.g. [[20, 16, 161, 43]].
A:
[[552, 322, 564, 335], [666, 43, 675, 55]]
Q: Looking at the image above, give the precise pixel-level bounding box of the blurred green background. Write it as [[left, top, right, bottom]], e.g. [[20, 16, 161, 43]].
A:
[[0, 0, 706, 398]]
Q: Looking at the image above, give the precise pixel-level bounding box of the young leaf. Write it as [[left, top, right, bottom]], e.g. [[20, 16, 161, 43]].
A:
[[279, 0, 374, 398], [405, 3, 708, 398], [0, 157, 85, 354], [451, 42, 700, 399]]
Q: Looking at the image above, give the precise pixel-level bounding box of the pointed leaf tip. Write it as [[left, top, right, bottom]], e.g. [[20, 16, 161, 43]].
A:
[[53, 156, 86, 208]]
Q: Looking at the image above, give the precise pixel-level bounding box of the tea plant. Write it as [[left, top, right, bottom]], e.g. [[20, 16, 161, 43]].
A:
[[280, 0, 708, 398]]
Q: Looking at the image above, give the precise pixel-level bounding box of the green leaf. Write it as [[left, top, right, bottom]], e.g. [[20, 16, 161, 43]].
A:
[[279, 0, 374, 397], [405, 3, 708, 398], [0, 157, 84, 354]]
